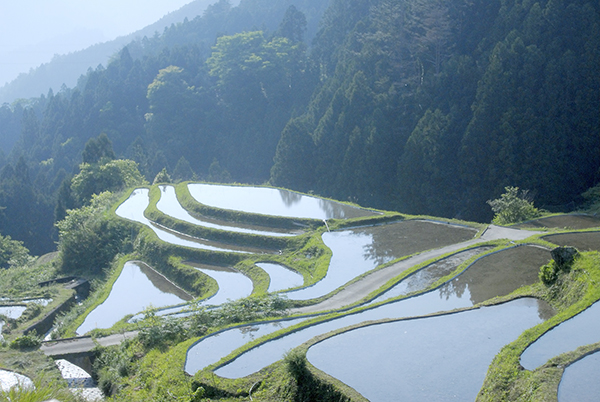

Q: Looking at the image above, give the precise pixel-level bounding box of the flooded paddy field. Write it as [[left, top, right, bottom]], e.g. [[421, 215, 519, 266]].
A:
[[307, 298, 548, 402], [0, 369, 32, 391], [558, 350, 600, 401], [117, 188, 262, 253], [194, 245, 552, 378], [520, 300, 600, 370], [542, 231, 600, 252], [97, 183, 599, 400], [256, 262, 303, 293], [515, 214, 600, 230], [187, 183, 378, 220], [157, 185, 298, 237], [182, 262, 253, 306], [77, 261, 192, 335], [286, 220, 478, 301]]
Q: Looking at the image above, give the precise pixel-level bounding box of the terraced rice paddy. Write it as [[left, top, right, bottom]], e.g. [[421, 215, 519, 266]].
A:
[[90, 186, 600, 401]]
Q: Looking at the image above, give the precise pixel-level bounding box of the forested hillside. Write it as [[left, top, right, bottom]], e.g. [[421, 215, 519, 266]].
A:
[[0, 0, 598, 255]]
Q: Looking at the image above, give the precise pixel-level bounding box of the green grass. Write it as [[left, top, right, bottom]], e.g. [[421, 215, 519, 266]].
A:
[[477, 251, 600, 401]]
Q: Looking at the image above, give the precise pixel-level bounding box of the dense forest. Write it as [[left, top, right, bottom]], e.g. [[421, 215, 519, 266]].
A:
[[0, 0, 598, 255]]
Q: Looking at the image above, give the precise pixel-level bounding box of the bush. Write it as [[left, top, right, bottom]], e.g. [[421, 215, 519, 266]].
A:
[[138, 315, 186, 351], [9, 333, 41, 349], [19, 303, 42, 322], [539, 262, 559, 285], [487, 186, 542, 225]]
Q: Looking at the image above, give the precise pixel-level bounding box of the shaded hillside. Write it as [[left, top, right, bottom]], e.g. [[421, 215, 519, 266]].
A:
[[0, 0, 219, 104], [0, 0, 597, 255], [271, 0, 600, 221]]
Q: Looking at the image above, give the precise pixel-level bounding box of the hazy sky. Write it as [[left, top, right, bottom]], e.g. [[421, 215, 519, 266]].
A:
[[0, 0, 193, 85]]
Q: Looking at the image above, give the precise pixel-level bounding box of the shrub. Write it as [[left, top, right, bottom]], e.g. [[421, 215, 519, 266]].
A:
[[487, 186, 541, 225], [9, 333, 41, 349]]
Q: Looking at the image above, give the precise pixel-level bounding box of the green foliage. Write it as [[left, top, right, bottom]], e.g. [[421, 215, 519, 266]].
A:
[[478, 252, 600, 401], [274, 5, 307, 43], [282, 348, 351, 402], [0, 377, 76, 402], [0, 233, 32, 269], [582, 183, 600, 214], [487, 186, 542, 225], [538, 261, 558, 286], [82, 132, 116, 164], [18, 302, 42, 322], [152, 167, 171, 184], [70, 159, 147, 206], [9, 333, 41, 350], [138, 313, 187, 351], [0, 254, 59, 298], [56, 192, 135, 275], [207, 159, 231, 183]]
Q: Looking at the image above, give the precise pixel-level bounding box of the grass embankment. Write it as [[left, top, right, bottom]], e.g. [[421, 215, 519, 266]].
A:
[[0, 253, 78, 401], [478, 251, 600, 401]]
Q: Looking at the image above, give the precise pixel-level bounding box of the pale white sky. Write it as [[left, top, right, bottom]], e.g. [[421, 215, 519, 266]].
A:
[[0, 0, 193, 85]]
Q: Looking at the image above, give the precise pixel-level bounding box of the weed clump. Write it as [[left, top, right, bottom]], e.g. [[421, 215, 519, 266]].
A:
[[9, 333, 41, 350], [539, 246, 578, 286]]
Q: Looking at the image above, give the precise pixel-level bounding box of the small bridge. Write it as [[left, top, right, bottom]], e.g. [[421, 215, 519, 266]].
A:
[[41, 331, 138, 373]]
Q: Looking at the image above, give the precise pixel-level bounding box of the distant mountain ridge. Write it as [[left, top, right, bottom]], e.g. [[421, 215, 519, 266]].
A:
[[0, 0, 219, 104]]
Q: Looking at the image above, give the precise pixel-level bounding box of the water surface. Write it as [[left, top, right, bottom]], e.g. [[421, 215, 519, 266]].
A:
[[286, 220, 477, 301], [212, 246, 552, 378], [521, 300, 600, 370], [542, 231, 600, 252], [188, 183, 377, 220], [307, 299, 548, 402], [370, 246, 494, 303], [77, 261, 191, 334], [157, 185, 297, 237], [117, 188, 254, 253], [184, 262, 254, 306], [558, 350, 600, 402], [256, 262, 304, 293], [184, 317, 308, 374]]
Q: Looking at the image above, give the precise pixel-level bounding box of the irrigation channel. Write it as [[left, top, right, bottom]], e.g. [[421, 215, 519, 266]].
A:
[[51, 184, 600, 401]]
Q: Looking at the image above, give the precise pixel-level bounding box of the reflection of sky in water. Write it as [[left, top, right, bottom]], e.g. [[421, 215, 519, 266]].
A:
[[212, 286, 474, 378], [370, 247, 493, 304], [285, 230, 394, 300], [184, 317, 308, 374], [77, 261, 189, 334], [521, 300, 600, 370], [157, 185, 295, 237], [307, 299, 546, 402], [558, 350, 600, 402], [209, 246, 553, 379], [194, 267, 253, 306], [187, 183, 376, 220], [116, 188, 250, 253], [256, 263, 304, 293]]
